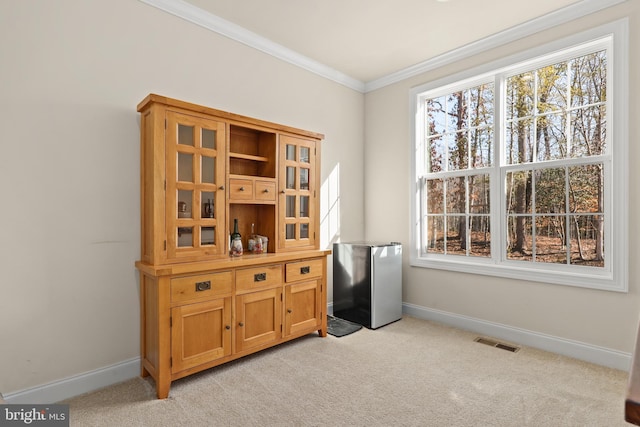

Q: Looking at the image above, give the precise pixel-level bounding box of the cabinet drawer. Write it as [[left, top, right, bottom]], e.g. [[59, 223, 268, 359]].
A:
[[229, 178, 254, 200], [285, 258, 324, 283], [236, 264, 282, 291], [171, 271, 233, 304], [255, 181, 276, 201]]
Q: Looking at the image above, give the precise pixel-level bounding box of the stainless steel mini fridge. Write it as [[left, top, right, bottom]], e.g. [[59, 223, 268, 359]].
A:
[[332, 242, 402, 329]]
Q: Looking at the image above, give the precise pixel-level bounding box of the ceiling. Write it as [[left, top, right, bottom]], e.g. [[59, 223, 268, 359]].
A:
[[141, 0, 624, 91], [183, 0, 582, 83]]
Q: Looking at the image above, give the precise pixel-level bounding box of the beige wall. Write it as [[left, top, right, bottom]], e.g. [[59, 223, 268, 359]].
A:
[[364, 1, 640, 354], [0, 0, 364, 395]]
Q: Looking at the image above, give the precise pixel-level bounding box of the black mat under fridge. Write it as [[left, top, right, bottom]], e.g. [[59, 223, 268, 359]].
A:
[[327, 315, 362, 337]]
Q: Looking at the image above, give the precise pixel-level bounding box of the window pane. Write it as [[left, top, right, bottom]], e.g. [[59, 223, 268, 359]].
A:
[[426, 216, 444, 254], [506, 118, 534, 164], [470, 127, 493, 168], [534, 215, 567, 264], [469, 174, 490, 214], [178, 124, 194, 146], [445, 215, 466, 256], [537, 63, 568, 112], [569, 215, 604, 267], [506, 171, 532, 215], [300, 223, 309, 239], [201, 156, 215, 184], [300, 168, 309, 190], [300, 147, 310, 163], [469, 83, 494, 127], [300, 196, 309, 218], [202, 128, 216, 149], [178, 152, 193, 182], [178, 190, 192, 218], [286, 196, 296, 218], [571, 105, 606, 157], [571, 51, 606, 107], [469, 215, 491, 257], [201, 191, 214, 218], [506, 216, 532, 261], [448, 131, 468, 171], [286, 144, 296, 161], [535, 167, 566, 213], [201, 226, 215, 246], [506, 71, 535, 121], [286, 224, 295, 239], [427, 95, 447, 135], [426, 179, 444, 214], [177, 227, 193, 247], [286, 166, 296, 189], [569, 164, 603, 213], [447, 91, 468, 130], [446, 177, 466, 214], [427, 135, 446, 173], [536, 112, 567, 161]]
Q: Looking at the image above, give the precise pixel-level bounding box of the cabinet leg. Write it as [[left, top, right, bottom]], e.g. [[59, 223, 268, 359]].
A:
[[318, 327, 327, 337], [156, 379, 170, 399]]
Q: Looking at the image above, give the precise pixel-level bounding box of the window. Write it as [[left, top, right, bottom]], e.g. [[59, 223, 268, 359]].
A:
[[410, 20, 628, 291]]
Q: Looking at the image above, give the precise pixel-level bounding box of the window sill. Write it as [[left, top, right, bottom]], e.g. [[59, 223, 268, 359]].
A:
[[409, 254, 625, 292]]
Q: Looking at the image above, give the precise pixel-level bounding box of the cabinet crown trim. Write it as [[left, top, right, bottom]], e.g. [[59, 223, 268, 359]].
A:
[[138, 94, 324, 140]]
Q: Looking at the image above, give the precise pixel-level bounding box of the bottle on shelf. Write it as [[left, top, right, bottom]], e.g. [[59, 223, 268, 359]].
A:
[[248, 223, 256, 252], [230, 219, 243, 256]]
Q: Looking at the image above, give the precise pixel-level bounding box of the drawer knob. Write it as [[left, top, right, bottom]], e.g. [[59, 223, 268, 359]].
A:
[[254, 273, 266, 282], [225, 325, 231, 330], [239, 186, 245, 191], [263, 188, 270, 193], [239, 322, 244, 327], [287, 309, 292, 314], [300, 266, 310, 274], [195, 281, 211, 292], [219, 185, 225, 190]]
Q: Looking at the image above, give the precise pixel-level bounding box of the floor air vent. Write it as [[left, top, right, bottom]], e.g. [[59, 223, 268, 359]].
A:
[[474, 337, 520, 353]]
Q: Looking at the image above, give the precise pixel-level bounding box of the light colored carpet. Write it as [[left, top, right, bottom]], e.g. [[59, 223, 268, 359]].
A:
[[64, 316, 629, 426]]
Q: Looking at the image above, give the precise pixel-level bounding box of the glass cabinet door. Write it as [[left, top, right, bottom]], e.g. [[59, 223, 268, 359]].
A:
[[279, 134, 317, 250], [166, 111, 226, 260]]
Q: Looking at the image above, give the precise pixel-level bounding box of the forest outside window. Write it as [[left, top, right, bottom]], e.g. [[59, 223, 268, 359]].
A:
[[410, 20, 628, 291]]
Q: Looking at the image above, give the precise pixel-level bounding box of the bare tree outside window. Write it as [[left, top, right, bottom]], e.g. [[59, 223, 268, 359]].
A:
[[425, 83, 493, 257], [423, 51, 606, 268], [505, 51, 606, 267]]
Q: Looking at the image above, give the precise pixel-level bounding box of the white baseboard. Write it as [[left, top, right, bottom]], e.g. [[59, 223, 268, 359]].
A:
[[403, 303, 632, 371], [2, 357, 140, 404]]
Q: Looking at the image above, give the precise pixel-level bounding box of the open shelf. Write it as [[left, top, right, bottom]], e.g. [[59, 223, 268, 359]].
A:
[[229, 152, 270, 163], [229, 124, 276, 178]]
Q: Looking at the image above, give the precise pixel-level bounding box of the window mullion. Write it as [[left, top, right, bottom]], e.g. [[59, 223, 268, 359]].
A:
[[493, 74, 505, 262]]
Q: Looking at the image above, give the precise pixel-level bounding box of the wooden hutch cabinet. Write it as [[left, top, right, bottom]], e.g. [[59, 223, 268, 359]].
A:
[[135, 94, 330, 399]]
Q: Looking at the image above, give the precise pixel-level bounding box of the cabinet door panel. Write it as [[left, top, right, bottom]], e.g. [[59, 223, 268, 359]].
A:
[[236, 288, 282, 352], [278, 135, 317, 250], [284, 280, 321, 336], [166, 111, 226, 261], [171, 298, 231, 373]]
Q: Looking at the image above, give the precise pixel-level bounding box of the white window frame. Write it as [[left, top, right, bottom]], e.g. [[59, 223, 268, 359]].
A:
[[409, 19, 628, 292]]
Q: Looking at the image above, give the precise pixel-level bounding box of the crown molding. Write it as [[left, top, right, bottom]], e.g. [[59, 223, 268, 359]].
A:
[[365, 0, 629, 92], [137, 0, 366, 92], [138, 0, 627, 94]]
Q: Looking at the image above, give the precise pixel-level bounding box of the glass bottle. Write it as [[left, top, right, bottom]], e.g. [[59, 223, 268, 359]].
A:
[[230, 219, 243, 256], [248, 223, 256, 252]]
